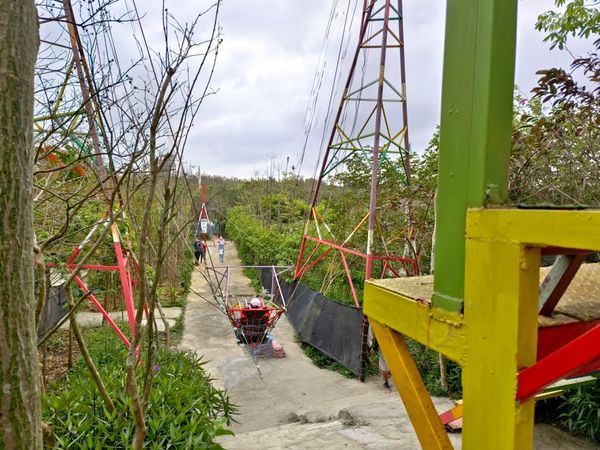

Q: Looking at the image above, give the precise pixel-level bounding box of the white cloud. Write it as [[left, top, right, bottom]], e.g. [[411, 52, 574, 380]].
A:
[[138, 0, 593, 178]]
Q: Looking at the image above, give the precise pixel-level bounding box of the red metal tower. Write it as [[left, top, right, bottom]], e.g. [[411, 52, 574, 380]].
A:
[[41, 0, 141, 346], [294, 0, 417, 377]]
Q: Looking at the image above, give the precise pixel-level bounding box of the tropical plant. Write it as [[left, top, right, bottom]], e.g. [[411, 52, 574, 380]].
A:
[[43, 326, 235, 449]]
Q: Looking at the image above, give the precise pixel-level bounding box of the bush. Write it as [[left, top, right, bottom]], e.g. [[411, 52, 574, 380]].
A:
[[558, 380, 600, 443], [227, 206, 301, 269], [303, 344, 380, 379], [405, 338, 462, 398], [179, 245, 195, 294], [43, 326, 235, 448]]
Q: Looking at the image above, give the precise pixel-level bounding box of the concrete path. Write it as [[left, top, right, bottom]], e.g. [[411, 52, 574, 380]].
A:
[[61, 307, 181, 331], [179, 243, 598, 449]]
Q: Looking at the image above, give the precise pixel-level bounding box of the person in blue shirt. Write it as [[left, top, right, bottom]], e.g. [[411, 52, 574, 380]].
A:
[[193, 238, 202, 265]]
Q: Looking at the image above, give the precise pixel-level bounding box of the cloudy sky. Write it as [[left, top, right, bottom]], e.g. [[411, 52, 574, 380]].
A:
[[146, 0, 592, 179]]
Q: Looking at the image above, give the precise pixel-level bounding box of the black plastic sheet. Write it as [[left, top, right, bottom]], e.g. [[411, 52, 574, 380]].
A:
[[260, 268, 363, 374], [37, 285, 68, 339]]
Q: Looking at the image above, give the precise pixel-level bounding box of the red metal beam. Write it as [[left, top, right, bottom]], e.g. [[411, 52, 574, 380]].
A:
[[113, 237, 136, 337], [517, 321, 600, 401], [295, 240, 323, 279], [304, 235, 416, 264], [297, 247, 334, 280], [339, 250, 360, 307], [294, 236, 308, 279], [72, 274, 130, 347], [66, 246, 80, 264], [539, 254, 586, 316], [383, 264, 402, 278], [538, 319, 600, 377]]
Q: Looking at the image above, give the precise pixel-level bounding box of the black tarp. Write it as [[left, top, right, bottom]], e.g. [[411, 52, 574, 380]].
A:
[[37, 285, 68, 339], [260, 268, 363, 374]]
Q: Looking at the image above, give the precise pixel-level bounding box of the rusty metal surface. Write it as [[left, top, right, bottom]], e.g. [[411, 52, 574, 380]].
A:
[[370, 263, 600, 326], [539, 254, 586, 316]]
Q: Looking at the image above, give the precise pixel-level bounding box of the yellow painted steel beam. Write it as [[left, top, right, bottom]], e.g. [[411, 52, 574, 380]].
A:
[[365, 206, 600, 449], [371, 320, 454, 450], [462, 215, 540, 449], [467, 208, 600, 249], [364, 281, 465, 363]]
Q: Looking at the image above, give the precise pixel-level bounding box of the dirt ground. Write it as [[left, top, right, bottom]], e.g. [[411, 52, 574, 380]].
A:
[[179, 243, 599, 450]]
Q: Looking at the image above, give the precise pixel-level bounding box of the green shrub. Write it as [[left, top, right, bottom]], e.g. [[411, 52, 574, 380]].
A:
[[43, 326, 235, 448], [179, 245, 195, 294], [405, 337, 462, 398], [300, 343, 378, 379], [227, 206, 302, 269], [558, 379, 600, 443]]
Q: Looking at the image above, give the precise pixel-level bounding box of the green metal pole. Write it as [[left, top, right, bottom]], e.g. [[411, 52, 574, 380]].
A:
[[432, 0, 518, 312]]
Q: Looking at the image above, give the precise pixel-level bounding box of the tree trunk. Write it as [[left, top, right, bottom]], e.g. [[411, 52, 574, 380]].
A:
[[0, 0, 41, 447]]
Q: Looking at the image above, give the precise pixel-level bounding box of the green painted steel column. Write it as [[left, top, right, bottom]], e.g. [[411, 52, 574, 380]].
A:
[[432, 0, 518, 311]]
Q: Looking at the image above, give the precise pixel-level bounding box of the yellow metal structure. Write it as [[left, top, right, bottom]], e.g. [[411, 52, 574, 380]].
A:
[[364, 281, 464, 362], [366, 208, 600, 448], [371, 320, 453, 449], [462, 210, 539, 449]]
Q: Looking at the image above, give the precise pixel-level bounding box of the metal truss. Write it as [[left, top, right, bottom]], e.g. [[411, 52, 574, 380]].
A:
[[295, 0, 417, 380]]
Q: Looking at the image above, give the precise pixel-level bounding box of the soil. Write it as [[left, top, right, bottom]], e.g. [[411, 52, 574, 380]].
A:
[[179, 243, 600, 449], [40, 330, 79, 386]]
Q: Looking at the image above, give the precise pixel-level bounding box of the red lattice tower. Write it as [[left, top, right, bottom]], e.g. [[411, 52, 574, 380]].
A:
[[294, 0, 417, 379]]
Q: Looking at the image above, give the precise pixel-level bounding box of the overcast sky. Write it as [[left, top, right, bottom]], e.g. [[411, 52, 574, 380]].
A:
[[151, 0, 592, 179]]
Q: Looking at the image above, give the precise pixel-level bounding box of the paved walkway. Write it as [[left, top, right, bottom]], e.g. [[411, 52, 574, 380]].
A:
[[179, 243, 598, 449], [60, 307, 181, 331]]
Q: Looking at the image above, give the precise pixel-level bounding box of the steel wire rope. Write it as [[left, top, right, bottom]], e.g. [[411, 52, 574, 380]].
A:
[[77, 1, 225, 303], [289, 0, 360, 305], [306, 0, 359, 210], [295, 0, 339, 175], [35, 2, 206, 331], [93, 5, 134, 160], [312, 0, 356, 177], [69, 1, 149, 255], [85, 5, 128, 169], [126, 0, 222, 219], [328, 1, 364, 182]]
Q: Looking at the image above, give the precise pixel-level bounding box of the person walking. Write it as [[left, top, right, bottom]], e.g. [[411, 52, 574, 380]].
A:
[[217, 235, 225, 263], [379, 350, 392, 390], [200, 239, 207, 264], [193, 238, 202, 265]]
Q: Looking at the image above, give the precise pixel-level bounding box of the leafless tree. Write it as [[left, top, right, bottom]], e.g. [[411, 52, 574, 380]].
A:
[[33, 0, 222, 446]]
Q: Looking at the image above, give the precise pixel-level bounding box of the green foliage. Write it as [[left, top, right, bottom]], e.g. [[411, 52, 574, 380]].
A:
[[227, 205, 302, 269], [179, 245, 195, 294], [43, 326, 235, 448], [301, 343, 378, 379], [260, 193, 309, 225], [536, 0, 600, 50], [405, 338, 462, 398], [511, 40, 600, 207], [158, 287, 186, 308], [558, 380, 600, 443]]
